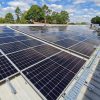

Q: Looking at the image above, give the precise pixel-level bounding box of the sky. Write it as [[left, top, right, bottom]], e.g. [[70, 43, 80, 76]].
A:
[[0, 0, 100, 23]]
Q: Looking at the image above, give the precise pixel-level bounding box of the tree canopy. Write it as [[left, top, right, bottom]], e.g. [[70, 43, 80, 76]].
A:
[[25, 5, 44, 23], [15, 7, 22, 23], [0, 18, 5, 23], [91, 16, 100, 25], [0, 4, 69, 24], [5, 13, 14, 23]]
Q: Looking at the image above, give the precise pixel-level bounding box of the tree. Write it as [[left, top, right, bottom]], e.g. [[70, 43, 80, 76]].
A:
[[46, 15, 53, 24], [91, 16, 100, 25], [51, 11, 69, 24], [25, 5, 44, 23], [0, 17, 5, 23], [5, 13, 14, 23], [60, 11, 69, 24], [15, 7, 21, 23], [20, 12, 28, 24], [42, 5, 51, 23]]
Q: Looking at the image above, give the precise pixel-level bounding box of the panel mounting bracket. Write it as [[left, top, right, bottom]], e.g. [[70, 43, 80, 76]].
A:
[[6, 78, 17, 94]]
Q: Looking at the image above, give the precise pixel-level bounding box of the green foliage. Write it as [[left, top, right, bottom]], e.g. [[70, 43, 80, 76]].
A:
[[42, 5, 51, 23], [25, 5, 44, 23], [20, 12, 28, 24], [91, 16, 100, 25], [5, 13, 14, 23], [60, 11, 69, 24], [0, 18, 5, 23], [0, 5, 69, 24], [15, 7, 21, 23], [51, 11, 69, 24]]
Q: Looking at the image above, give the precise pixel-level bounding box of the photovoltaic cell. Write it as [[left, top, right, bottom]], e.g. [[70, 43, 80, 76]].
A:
[[2, 29, 15, 33], [21, 39, 44, 47], [0, 42, 28, 54], [0, 56, 17, 81], [0, 37, 17, 44], [0, 34, 9, 37], [70, 36, 87, 41], [50, 52, 85, 72], [14, 36, 32, 41], [54, 38, 78, 48], [84, 39, 100, 46], [69, 42, 95, 57], [7, 32, 23, 36], [0, 52, 2, 56], [8, 48, 46, 70], [23, 53, 85, 100], [33, 44, 61, 57]]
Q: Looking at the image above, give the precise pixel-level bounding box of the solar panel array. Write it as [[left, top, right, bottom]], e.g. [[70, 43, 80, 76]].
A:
[[1, 26, 98, 100], [0, 27, 61, 78], [12, 26, 100, 59], [23, 52, 85, 100]]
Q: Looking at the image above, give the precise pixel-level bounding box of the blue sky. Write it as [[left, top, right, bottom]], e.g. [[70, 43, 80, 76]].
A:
[[0, 0, 100, 22]]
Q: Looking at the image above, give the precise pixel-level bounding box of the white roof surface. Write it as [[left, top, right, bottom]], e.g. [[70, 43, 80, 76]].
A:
[[0, 75, 42, 100]]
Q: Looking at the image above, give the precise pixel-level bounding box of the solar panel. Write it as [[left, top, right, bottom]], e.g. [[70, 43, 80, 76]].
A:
[[0, 34, 9, 37], [0, 42, 28, 54], [23, 52, 85, 100], [0, 26, 97, 100], [50, 52, 85, 72], [84, 39, 100, 46], [6, 32, 24, 36], [14, 36, 32, 41], [0, 37, 17, 44], [21, 39, 44, 47], [70, 36, 87, 41], [54, 38, 79, 48], [33, 44, 61, 57], [8, 48, 46, 70], [0, 52, 2, 56], [70, 42, 95, 57], [0, 56, 17, 81], [33, 34, 66, 42], [2, 29, 15, 33]]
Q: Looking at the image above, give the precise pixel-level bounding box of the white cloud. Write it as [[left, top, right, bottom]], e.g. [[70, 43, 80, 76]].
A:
[[65, 5, 77, 14], [69, 7, 100, 22], [48, 4, 63, 11], [0, 0, 37, 17], [73, 0, 86, 4], [91, 0, 100, 6], [0, 6, 15, 17], [2, 7, 15, 12], [48, 0, 61, 2], [8, 1, 32, 11], [0, 0, 99, 23], [73, 0, 100, 6]]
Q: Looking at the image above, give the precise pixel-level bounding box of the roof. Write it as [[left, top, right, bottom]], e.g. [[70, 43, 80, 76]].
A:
[[0, 25, 100, 100]]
